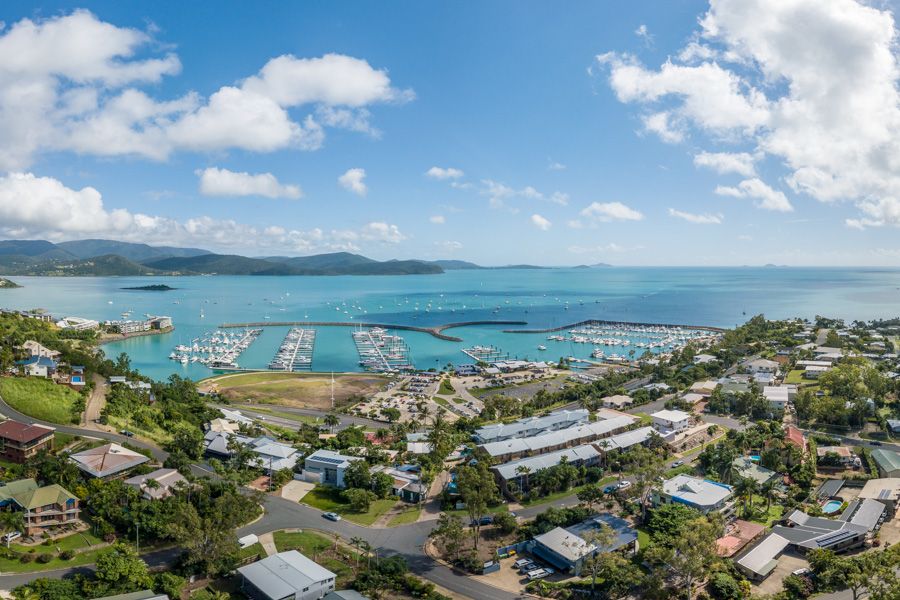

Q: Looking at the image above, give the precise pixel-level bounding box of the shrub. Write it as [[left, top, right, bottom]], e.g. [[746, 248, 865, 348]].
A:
[[19, 553, 35, 563], [59, 549, 76, 560], [36, 553, 53, 564], [709, 572, 742, 600]]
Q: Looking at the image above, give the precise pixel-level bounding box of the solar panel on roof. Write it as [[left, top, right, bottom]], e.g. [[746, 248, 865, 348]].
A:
[[815, 530, 857, 547], [313, 456, 346, 465], [879, 489, 891, 499]]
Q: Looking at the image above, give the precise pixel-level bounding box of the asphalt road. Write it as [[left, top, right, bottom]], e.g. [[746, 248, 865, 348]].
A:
[[217, 403, 387, 431]]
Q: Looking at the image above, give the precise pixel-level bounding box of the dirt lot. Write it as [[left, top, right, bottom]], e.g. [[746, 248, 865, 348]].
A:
[[199, 372, 388, 410], [751, 551, 809, 596]]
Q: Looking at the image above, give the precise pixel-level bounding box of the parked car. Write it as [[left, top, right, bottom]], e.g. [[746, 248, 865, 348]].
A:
[[603, 484, 618, 494], [671, 460, 684, 468], [870, 441, 883, 446], [470, 515, 493, 526], [527, 569, 550, 581], [322, 512, 342, 522], [120, 430, 135, 438], [1, 531, 21, 544], [617, 480, 632, 490], [518, 562, 538, 574], [513, 558, 532, 570]]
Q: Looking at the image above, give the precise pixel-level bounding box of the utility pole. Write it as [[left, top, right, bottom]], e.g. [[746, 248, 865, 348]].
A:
[[331, 371, 335, 410]]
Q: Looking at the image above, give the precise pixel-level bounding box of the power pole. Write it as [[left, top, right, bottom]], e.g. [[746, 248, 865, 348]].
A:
[[331, 371, 335, 410]]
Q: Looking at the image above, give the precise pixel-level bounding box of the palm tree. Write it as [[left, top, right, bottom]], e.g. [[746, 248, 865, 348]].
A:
[[324, 413, 340, 434], [733, 476, 757, 518], [350, 536, 364, 568], [515, 465, 531, 493], [759, 478, 778, 516]]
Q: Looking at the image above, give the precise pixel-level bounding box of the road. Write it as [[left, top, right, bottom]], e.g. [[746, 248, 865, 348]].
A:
[[215, 403, 388, 431]]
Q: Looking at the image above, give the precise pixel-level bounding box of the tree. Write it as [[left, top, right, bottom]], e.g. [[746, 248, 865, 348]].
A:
[[372, 472, 394, 499], [166, 423, 204, 459], [577, 524, 616, 594], [709, 572, 743, 600], [430, 513, 466, 562], [645, 517, 719, 600], [381, 407, 401, 423], [647, 503, 702, 546], [90, 542, 153, 595], [733, 476, 757, 518], [492, 511, 517, 534], [625, 447, 665, 522], [344, 488, 376, 513], [595, 550, 642, 599], [324, 413, 340, 433], [343, 459, 372, 490], [456, 462, 499, 550], [576, 483, 605, 511]]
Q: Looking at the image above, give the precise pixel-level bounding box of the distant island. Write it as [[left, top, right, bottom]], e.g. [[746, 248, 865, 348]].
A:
[[122, 284, 177, 291], [0, 238, 551, 277], [0, 277, 20, 288]]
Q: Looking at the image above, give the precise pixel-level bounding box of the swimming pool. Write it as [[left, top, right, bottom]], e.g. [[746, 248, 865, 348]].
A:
[[749, 455, 761, 461], [822, 500, 843, 514]]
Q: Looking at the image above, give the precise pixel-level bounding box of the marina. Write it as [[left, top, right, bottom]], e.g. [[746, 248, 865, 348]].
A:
[[168, 327, 262, 370], [461, 344, 509, 363], [268, 328, 316, 371], [352, 327, 415, 373]]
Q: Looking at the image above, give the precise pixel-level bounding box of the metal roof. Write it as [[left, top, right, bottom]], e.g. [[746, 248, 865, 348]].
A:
[[480, 415, 634, 457], [238, 551, 335, 598], [494, 444, 600, 480], [737, 533, 789, 577], [662, 475, 733, 508], [474, 409, 589, 443]]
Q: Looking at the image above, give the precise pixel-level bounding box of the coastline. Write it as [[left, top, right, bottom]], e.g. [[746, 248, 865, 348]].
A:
[[97, 326, 174, 345]]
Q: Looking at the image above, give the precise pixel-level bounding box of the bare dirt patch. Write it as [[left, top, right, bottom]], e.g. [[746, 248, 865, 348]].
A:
[[200, 372, 387, 411]]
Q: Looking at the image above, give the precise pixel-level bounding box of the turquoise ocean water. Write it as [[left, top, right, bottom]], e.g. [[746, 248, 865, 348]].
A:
[[1, 267, 899, 380]]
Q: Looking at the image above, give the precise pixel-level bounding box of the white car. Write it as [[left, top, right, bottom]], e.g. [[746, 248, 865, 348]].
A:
[[2, 531, 21, 544], [617, 480, 632, 490]]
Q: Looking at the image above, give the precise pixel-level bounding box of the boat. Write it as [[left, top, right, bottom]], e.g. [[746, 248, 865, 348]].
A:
[[537, 345, 547, 351]]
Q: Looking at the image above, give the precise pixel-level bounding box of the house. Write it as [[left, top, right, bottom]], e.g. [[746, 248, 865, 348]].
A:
[[650, 409, 691, 434], [21, 340, 60, 360], [323, 592, 369, 600], [743, 358, 779, 375], [473, 409, 589, 443], [803, 365, 831, 379], [0, 478, 80, 535], [680, 392, 705, 406], [69, 443, 150, 479], [784, 426, 807, 453], [124, 468, 188, 500], [652, 475, 734, 516], [736, 509, 871, 581], [604, 426, 656, 451], [204, 431, 299, 473], [693, 354, 718, 365], [716, 520, 766, 557], [816, 445, 858, 467], [493, 444, 601, 496], [689, 380, 719, 396], [530, 514, 637, 576], [18, 356, 57, 378], [0, 420, 54, 463], [238, 550, 337, 600], [406, 441, 432, 455], [303, 449, 364, 488], [887, 419, 900, 435], [732, 457, 778, 486], [479, 414, 635, 462], [762, 386, 794, 411], [872, 449, 900, 478], [55, 316, 99, 331], [858, 478, 900, 516], [601, 395, 633, 409], [370, 464, 426, 503]]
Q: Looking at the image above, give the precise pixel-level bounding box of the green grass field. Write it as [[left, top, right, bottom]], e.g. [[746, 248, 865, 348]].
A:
[[273, 531, 356, 586], [438, 379, 455, 395], [0, 531, 106, 574], [201, 371, 387, 411], [236, 406, 320, 424], [387, 506, 422, 526], [301, 486, 398, 526], [0, 377, 82, 424], [519, 475, 618, 507]]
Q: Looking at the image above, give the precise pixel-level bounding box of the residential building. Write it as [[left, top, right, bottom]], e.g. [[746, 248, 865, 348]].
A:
[[479, 414, 635, 462], [0, 478, 80, 535], [872, 449, 900, 478], [681, 392, 705, 405], [603, 426, 655, 451], [530, 514, 637, 576], [20, 340, 60, 359], [124, 468, 188, 500], [473, 409, 589, 444], [17, 356, 57, 378], [493, 444, 601, 496], [650, 409, 691, 434], [652, 475, 735, 516], [204, 431, 299, 473], [743, 358, 779, 374], [689, 380, 718, 396], [238, 550, 337, 600], [784, 426, 807, 453], [803, 365, 831, 379], [55, 316, 99, 331], [762, 386, 795, 411], [732, 457, 778, 486], [370, 464, 426, 503], [600, 394, 633, 409], [0, 420, 54, 463], [858, 478, 900, 516], [303, 449, 364, 488], [69, 443, 150, 479], [816, 445, 858, 467], [323, 592, 369, 600], [887, 419, 900, 435], [693, 354, 718, 365]]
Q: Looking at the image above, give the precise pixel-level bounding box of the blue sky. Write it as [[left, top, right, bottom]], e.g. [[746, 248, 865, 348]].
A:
[[2, 0, 900, 266]]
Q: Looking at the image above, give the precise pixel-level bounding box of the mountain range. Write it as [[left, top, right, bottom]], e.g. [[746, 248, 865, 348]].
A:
[[0, 239, 554, 276]]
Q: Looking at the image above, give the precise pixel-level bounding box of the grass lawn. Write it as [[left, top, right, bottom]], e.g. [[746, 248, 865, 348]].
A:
[[201, 372, 387, 411], [784, 369, 809, 385], [0, 546, 106, 573], [0, 377, 81, 424], [636, 526, 651, 551], [519, 475, 619, 507], [273, 531, 356, 586], [445, 503, 510, 519], [53, 432, 78, 449], [438, 379, 455, 395], [238, 406, 320, 425], [451, 396, 466, 405], [433, 396, 452, 409], [744, 495, 784, 526], [239, 542, 264, 562], [105, 414, 172, 445], [387, 506, 422, 526], [11, 530, 103, 554], [632, 412, 653, 425], [301, 486, 398, 526]]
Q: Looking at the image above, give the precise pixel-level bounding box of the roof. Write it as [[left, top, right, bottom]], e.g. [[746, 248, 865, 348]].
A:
[[784, 426, 806, 449], [817, 446, 852, 458], [0, 479, 77, 510], [650, 409, 690, 423], [841, 498, 886, 530], [763, 386, 790, 401], [661, 475, 733, 508], [238, 550, 335, 598], [93, 592, 168, 600], [737, 533, 790, 577], [816, 479, 845, 499], [18, 356, 57, 368], [474, 409, 589, 443], [772, 509, 867, 549], [859, 478, 900, 502], [534, 527, 596, 562], [601, 394, 632, 406], [324, 592, 369, 600], [681, 392, 705, 404], [305, 449, 362, 469], [69, 443, 149, 478], [604, 426, 655, 450], [494, 444, 600, 480], [479, 415, 635, 457], [732, 457, 778, 485], [124, 468, 187, 499], [0, 420, 54, 443], [872, 449, 900, 473]]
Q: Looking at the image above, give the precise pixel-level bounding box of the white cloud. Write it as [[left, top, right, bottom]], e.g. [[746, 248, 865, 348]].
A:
[[635, 24, 653, 45], [0, 172, 403, 253], [196, 167, 302, 199], [429, 215, 446, 224], [548, 159, 566, 171], [425, 166, 464, 180], [338, 168, 367, 196], [549, 192, 570, 206], [596, 0, 900, 228], [737, 234, 753, 241], [668, 208, 723, 224], [435, 240, 463, 252], [715, 178, 794, 212], [0, 11, 412, 170], [569, 243, 626, 255], [531, 214, 552, 230], [579, 201, 644, 223], [693, 151, 757, 176], [480, 179, 567, 210]]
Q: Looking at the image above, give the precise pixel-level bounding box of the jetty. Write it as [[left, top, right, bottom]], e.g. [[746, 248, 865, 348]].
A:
[[269, 328, 316, 371], [461, 345, 508, 362], [352, 327, 414, 372], [504, 318, 726, 335], [218, 320, 527, 342]]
